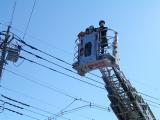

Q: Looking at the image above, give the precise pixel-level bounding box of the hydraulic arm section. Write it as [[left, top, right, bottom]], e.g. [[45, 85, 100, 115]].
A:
[[100, 66, 156, 120]]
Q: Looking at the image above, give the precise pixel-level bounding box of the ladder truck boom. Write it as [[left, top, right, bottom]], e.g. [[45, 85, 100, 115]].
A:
[[101, 66, 156, 120], [73, 21, 156, 120]]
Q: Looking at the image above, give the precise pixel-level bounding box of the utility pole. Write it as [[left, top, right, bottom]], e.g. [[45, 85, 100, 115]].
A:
[[0, 2, 20, 81], [0, 25, 11, 80]]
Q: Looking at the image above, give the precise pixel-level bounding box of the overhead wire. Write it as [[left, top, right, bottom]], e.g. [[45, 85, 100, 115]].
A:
[[46, 99, 77, 120], [144, 98, 160, 106], [0, 105, 41, 120], [52, 103, 111, 120], [0, 84, 61, 110], [138, 92, 160, 101], [59, 99, 77, 112], [18, 55, 160, 104], [13, 35, 101, 78], [19, 47, 104, 85], [3, 68, 76, 99], [23, 0, 37, 39], [2, 69, 109, 111], [0, 86, 105, 120], [14, 36, 74, 66], [0, 94, 72, 120], [6, 43, 105, 119], [1, 94, 29, 107], [2, 1, 159, 119], [0, 90, 96, 120], [19, 55, 105, 90], [2, 33, 160, 108], [54, 105, 90, 119], [62, 105, 91, 114], [13, 35, 160, 102], [4, 68, 160, 112], [6, 25, 160, 102], [0, 99, 49, 118], [6, 30, 160, 114], [0, 93, 110, 120]]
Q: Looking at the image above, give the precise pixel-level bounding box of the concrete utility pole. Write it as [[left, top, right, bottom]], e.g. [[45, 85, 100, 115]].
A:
[[0, 25, 11, 80]]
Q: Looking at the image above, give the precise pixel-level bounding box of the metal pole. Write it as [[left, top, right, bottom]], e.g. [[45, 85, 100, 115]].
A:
[[0, 25, 11, 80]]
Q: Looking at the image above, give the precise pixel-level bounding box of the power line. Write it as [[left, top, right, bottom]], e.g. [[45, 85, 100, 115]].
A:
[[5, 61, 159, 109], [60, 99, 77, 112], [0, 99, 49, 118], [3, 42, 159, 110], [19, 55, 105, 90], [23, 0, 36, 39], [0, 84, 61, 110], [0, 105, 23, 115], [7, 30, 160, 115], [0, 90, 97, 120], [0, 105, 41, 120], [0, 94, 72, 120], [14, 36, 101, 78], [144, 98, 160, 106], [20, 47, 104, 85], [138, 92, 160, 102], [1, 94, 30, 107], [18, 55, 160, 104], [3, 68, 76, 99], [62, 105, 91, 115], [14, 36, 73, 66], [7, 27, 160, 104], [52, 103, 110, 120], [1, 94, 74, 114], [0, 94, 110, 120], [13, 34, 160, 103], [0, 100, 23, 109], [0, 87, 102, 120], [2, 69, 109, 111], [47, 100, 77, 120], [53, 105, 90, 120]]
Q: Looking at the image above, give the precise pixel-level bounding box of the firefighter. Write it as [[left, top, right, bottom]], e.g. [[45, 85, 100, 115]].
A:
[[98, 20, 108, 54], [85, 27, 90, 34], [88, 25, 95, 33]]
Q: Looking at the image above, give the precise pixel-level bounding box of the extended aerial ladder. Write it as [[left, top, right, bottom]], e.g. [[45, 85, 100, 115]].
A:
[[73, 24, 156, 120], [101, 66, 156, 120]]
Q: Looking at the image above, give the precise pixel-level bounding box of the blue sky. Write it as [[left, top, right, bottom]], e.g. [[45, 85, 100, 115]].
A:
[[0, 0, 160, 120]]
